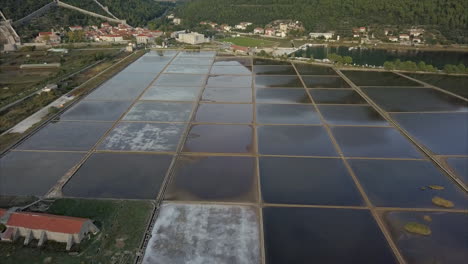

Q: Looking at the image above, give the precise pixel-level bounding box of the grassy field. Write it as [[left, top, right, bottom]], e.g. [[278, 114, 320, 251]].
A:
[[0, 49, 121, 108], [0, 199, 154, 264], [220, 36, 278, 47]]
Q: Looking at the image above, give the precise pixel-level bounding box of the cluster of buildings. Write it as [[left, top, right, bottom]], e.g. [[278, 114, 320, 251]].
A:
[[199, 20, 304, 38], [0, 208, 98, 250], [386, 28, 425, 44], [35, 22, 164, 44]]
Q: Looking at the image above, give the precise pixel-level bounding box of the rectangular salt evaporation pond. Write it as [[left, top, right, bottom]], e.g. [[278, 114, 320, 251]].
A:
[[210, 66, 252, 75], [349, 159, 468, 209], [0, 151, 84, 196], [213, 57, 252, 66], [302, 76, 351, 88], [382, 211, 467, 264], [253, 65, 297, 75], [171, 56, 214, 65], [183, 124, 253, 153], [194, 103, 253, 123], [123, 101, 193, 122], [392, 113, 468, 155], [404, 73, 468, 99], [154, 74, 207, 87], [62, 152, 173, 199], [124, 55, 173, 73], [206, 75, 252, 87], [256, 88, 311, 104], [164, 156, 257, 202], [201, 87, 252, 103], [164, 64, 211, 74], [310, 89, 368, 104], [318, 105, 389, 126], [141, 86, 201, 101], [98, 122, 185, 152], [59, 100, 132, 121], [253, 58, 290, 65], [16, 121, 112, 151], [254, 75, 303, 88], [257, 125, 337, 156], [263, 207, 397, 264], [142, 203, 260, 264], [294, 63, 337, 75], [342, 70, 422, 86], [259, 157, 363, 206], [177, 51, 216, 57], [256, 104, 321, 125], [331, 126, 422, 158], [85, 72, 157, 101], [362, 87, 468, 112]]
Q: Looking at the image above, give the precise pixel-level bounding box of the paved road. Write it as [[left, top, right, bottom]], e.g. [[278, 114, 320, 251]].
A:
[[5, 95, 74, 134]]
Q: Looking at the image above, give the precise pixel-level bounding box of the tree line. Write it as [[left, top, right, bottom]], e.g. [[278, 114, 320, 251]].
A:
[[384, 59, 468, 74]]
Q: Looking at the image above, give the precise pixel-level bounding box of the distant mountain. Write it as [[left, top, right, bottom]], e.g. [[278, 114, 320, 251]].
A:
[[176, 0, 467, 35]]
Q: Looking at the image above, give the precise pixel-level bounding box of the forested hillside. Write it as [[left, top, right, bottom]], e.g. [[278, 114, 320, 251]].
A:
[[2, 0, 170, 27], [176, 0, 467, 32]]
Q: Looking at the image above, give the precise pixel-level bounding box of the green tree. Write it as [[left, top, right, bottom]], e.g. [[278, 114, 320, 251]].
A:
[[383, 61, 395, 70], [343, 56, 352, 64]]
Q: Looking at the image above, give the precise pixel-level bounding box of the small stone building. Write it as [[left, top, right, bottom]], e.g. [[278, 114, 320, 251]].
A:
[[0, 209, 99, 250]]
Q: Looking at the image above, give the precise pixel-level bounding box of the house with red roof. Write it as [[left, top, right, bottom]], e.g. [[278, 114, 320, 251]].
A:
[[0, 208, 98, 250], [230, 45, 250, 54], [35, 32, 61, 44]]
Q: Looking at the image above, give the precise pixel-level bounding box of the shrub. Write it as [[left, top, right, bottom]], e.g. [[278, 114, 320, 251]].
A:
[[0, 223, 6, 233]]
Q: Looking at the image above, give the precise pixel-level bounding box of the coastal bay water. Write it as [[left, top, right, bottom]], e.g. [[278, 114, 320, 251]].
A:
[[306, 45, 468, 68]]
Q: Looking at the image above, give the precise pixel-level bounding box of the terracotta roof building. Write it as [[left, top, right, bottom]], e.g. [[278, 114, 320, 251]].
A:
[[0, 209, 98, 250]]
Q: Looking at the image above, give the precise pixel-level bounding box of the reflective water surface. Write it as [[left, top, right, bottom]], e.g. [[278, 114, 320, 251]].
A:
[[310, 89, 368, 104], [255, 75, 303, 88], [263, 207, 397, 264], [60, 100, 132, 121], [383, 211, 468, 264], [350, 159, 468, 208], [343, 70, 422, 86], [1, 151, 84, 196], [256, 88, 311, 104], [183, 124, 254, 153], [302, 76, 351, 88], [16, 121, 112, 151], [256, 104, 321, 124], [319, 105, 389, 126], [332, 126, 422, 158], [363, 87, 468, 112], [195, 104, 253, 123], [165, 156, 257, 202], [392, 113, 468, 155], [124, 101, 193, 122], [260, 157, 363, 205], [63, 153, 173, 199], [258, 125, 337, 156]]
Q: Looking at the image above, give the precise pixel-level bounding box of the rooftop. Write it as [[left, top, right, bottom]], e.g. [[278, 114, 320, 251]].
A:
[[1, 209, 88, 234]]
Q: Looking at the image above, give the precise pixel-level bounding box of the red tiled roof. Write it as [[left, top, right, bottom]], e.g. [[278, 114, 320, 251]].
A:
[[6, 211, 88, 234], [0, 208, 6, 218], [231, 45, 249, 51]]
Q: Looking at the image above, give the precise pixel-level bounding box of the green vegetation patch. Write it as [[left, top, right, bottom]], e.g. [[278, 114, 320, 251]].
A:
[[221, 37, 277, 47], [432, 196, 455, 208], [0, 198, 153, 264], [404, 222, 432, 236]]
